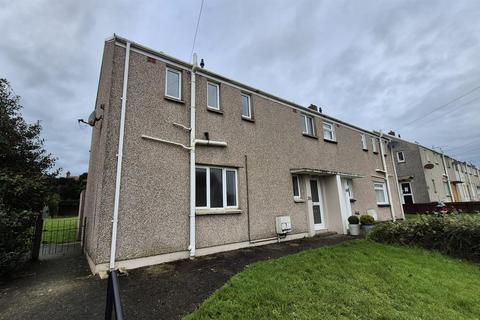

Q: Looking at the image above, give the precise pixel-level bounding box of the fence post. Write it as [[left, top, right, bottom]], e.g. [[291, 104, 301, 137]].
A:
[[31, 213, 43, 261]]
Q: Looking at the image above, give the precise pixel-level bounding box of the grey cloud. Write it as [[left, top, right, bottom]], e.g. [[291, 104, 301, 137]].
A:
[[1, 0, 479, 175]]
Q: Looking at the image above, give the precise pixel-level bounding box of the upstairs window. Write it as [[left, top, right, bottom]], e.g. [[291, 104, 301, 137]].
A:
[[195, 166, 237, 209], [302, 114, 314, 136], [241, 94, 251, 119], [397, 151, 405, 163], [361, 134, 368, 150], [292, 175, 301, 199], [323, 122, 336, 141], [374, 182, 389, 205], [207, 82, 220, 110], [165, 68, 181, 99], [371, 138, 378, 153]]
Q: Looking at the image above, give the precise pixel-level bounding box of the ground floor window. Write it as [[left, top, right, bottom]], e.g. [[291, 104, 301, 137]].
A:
[[196, 166, 238, 209], [374, 182, 389, 205]]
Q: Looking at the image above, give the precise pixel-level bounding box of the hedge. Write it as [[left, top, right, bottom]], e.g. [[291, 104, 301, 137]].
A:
[[367, 215, 480, 262]]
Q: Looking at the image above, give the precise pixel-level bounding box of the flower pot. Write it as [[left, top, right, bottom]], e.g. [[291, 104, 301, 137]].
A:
[[349, 224, 361, 236], [362, 224, 375, 234]]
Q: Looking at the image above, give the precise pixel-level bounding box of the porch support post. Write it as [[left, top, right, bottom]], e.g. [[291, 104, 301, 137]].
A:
[[335, 175, 349, 235], [305, 176, 315, 237]]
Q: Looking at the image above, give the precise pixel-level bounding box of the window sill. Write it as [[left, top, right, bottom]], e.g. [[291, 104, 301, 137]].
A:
[[241, 116, 255, 123], [294, 198, 305, 203], [196, 208, 242, 216], [377, 204, 391, 208], [323, 139, 337, 144], [164, 95, 185, 104], [303, 133, 318, 140], [207, 107, 223, 115]]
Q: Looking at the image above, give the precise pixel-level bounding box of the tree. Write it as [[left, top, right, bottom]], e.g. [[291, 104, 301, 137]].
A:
[[0, 78, 57, 276]]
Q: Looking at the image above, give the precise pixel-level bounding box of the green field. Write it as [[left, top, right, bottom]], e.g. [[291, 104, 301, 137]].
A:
[[41, 216, 79, 244], [186, 240, 480, 320]]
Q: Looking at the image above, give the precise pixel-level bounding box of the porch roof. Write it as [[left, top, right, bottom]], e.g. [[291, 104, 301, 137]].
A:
[[398, 175, 414, 181], [290, 168, 364, 179]]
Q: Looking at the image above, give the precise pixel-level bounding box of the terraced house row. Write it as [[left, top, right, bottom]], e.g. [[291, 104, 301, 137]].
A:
[[388, 134, 480, 204], [81, 35, 477, 273]]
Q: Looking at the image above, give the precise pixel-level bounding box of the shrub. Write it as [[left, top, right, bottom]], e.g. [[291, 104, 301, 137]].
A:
[[368, 215, 480, 262], [360, 215, 375, 225], [348, 215, 359, 224], [0, 206, 36, 276]]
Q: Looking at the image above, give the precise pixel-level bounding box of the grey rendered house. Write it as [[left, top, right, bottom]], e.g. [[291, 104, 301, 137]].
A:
[[388, 133, 480, 204], [82, 35, 404, 274]]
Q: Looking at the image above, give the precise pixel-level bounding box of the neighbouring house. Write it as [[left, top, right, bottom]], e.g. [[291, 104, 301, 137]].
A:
[[387, 133, 480, 204], [82, 35, 404, 274]]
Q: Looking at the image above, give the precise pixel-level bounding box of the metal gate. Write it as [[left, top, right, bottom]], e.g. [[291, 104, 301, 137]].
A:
[[35, 216, 83, 258]]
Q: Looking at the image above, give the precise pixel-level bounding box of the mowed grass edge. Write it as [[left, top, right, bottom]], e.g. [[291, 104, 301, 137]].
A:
[[186, 240, 480, 320]]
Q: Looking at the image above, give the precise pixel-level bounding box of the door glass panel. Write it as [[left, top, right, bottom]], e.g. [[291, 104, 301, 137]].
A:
[[310, 180, 319, 202], [313, 205, 322, 224]]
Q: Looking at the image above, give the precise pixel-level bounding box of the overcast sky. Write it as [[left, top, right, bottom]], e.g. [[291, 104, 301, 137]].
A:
[[1, 0, 479, 174]]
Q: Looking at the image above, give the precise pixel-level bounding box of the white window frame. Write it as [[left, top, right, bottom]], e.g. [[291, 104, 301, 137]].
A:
[[397, 151, 405, 163], [371, 137, 378, 153], [361, 134, 368, 150], [241, 93, 252, 119], [292, 175, 301, 199], [323, 121, 336, 141], [195, 166, 238, 209], [374, 182, 389, 205], [302, 114, 314, 136], [165, 67, 182, 99], [207, 82, 220, 110]]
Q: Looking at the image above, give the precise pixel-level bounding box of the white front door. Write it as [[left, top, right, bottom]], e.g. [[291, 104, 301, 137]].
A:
[[309, 178, 325, 230]]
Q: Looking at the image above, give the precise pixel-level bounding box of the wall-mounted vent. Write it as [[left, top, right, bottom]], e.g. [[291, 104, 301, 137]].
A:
[[275, 216, 292, 235]]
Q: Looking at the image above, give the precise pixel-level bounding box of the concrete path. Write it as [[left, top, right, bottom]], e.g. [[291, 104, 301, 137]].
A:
[[0, 234, 356, 320]]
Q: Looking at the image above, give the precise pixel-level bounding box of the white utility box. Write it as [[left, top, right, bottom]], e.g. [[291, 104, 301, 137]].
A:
[[275, 216, 292, 234]]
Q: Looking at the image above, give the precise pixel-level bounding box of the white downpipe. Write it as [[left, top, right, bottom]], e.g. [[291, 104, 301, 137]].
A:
[[441, 152, 454, 202], [379, 133, 396, 221], [390, 147, 405, 220], [189, 54, 198, 257], [110, 41, 131, 270]]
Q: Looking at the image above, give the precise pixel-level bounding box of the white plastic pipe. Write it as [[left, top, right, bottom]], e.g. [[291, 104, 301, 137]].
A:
[[390, 146, 405, 220], [110, 41, 130, 270], [189, 54, 198, 257], [441, 152, 454, 202], [379, 133, 396, 221], [195, 139, 227, 147]]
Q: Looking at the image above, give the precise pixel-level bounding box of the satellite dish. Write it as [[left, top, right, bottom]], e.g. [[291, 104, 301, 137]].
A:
[[424, 163, 434, 169], [88, 110, 97, 126]]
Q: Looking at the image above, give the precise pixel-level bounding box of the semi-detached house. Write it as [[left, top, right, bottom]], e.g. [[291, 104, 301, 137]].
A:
[[82, 35, 404, 273]]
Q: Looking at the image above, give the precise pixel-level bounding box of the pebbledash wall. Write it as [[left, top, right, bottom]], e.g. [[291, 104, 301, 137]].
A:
[[83, 36, 404, 273]]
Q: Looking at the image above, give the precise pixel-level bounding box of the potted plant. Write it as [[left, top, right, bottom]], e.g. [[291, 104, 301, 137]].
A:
[[360, 214, 375, 233], [347, 215, 360, 236]]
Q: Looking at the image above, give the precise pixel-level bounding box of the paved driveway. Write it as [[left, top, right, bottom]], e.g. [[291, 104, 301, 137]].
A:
[[0, 234, 355, 319]]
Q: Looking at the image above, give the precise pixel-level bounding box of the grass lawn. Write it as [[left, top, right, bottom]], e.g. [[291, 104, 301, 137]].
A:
[[186, 240, 480, 320], [41, 216, 79, 244]]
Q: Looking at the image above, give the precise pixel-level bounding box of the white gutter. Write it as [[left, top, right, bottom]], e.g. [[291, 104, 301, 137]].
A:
[[109, 41, 130, 270], [189, 54, 198, 257], [390, 146, 405, 220], [441, 152, 454, 202], [379, 133, 396, 221]]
